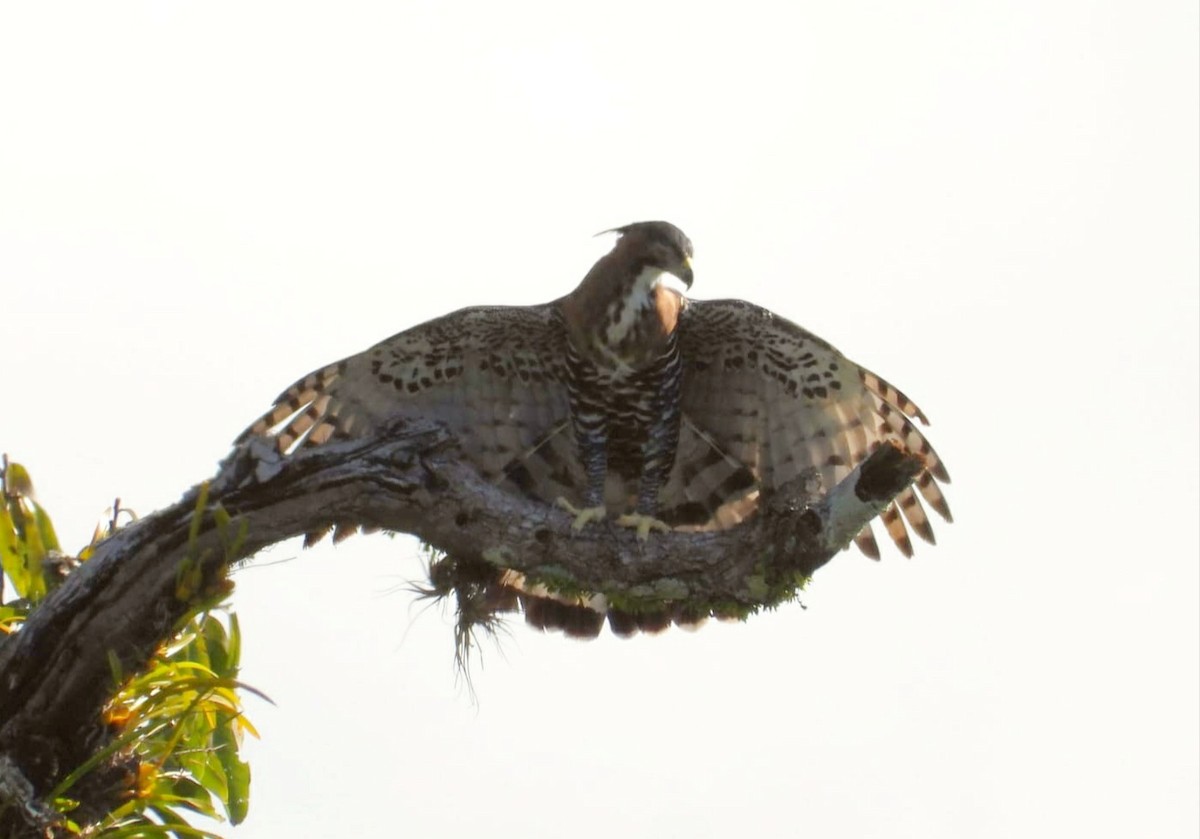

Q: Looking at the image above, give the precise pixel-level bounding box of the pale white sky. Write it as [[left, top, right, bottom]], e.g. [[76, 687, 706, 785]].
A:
[[2, 2, 1197, 837]]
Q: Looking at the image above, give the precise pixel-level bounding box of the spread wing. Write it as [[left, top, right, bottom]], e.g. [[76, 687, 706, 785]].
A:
[[667, 298, 952, 557], [237, 303, 584, 503]]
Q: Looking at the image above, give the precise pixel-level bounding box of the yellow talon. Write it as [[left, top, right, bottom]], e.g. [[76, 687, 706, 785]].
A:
[[556, 497, 607, 531], [615, 513, 672, 541]]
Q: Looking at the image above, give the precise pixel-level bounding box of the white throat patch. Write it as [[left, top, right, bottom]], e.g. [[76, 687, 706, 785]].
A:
[[603, 264, 690, 345], [604, 264, 665, 346], [658, 270, 690, 298]]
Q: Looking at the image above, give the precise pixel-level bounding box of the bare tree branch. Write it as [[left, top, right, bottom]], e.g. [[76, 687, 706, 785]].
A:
[[0, 419, 921, 837]]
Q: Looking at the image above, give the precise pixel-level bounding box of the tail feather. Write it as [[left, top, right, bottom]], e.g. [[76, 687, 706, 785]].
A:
[[660, 418, 758, 528], [873, 393, 951, 483], [854, 525, 881, 560], [880, 503, 914, 557], [860, 368, 929, 424], [237, 362, 346, 452], [916, 471, 953, 521], [897, 486, 936, 544], [302, 523, 333, 548]]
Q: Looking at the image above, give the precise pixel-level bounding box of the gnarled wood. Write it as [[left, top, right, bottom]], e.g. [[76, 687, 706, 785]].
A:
[[0, 420, 922, 837]]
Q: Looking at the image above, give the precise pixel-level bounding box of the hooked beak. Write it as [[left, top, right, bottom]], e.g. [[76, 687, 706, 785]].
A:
[[678, 256, 694, 289]]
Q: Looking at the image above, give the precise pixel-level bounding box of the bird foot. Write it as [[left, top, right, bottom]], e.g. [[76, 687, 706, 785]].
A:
[[615, 512, 672, 541], [556, 497, 607, 531]]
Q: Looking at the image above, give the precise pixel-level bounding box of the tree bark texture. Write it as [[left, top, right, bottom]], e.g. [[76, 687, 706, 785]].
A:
[[0, 419, 922, 837]]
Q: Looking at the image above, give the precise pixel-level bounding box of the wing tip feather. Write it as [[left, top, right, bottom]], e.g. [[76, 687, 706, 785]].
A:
[[854, 527, 882, 560]]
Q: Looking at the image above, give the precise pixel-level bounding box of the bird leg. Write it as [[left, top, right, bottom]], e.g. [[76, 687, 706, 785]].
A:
[[556, 496, 607, 531], [561, 412, 609, 531], [611, 362, 681, 541], [614, 512, 671, 540], [614, 486, 673, 541]]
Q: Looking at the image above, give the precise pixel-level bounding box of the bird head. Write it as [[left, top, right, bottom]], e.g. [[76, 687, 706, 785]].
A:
[[602, 221, 694, 289], [563, 220, 694, 369]]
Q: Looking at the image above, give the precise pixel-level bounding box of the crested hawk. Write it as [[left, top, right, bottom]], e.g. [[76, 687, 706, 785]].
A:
[[239, 221, 951, 622]]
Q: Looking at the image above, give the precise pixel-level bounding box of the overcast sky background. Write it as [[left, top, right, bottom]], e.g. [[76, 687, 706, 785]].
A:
[[2, 2, 1197, 837]]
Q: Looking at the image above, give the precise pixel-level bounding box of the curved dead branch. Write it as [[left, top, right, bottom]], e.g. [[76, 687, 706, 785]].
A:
[[0, 419, 921, 836]]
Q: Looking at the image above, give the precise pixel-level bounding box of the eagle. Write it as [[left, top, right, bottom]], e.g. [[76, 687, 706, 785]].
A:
[[239, 221, 951, 632]]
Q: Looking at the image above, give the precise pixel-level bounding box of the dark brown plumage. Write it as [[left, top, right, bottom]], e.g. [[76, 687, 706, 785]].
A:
[[238, 221, 952, 632], [556, 221, 695, 535]]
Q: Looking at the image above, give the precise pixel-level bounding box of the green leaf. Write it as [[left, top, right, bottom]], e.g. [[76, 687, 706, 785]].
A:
[[225, 614, 242, 670], [202, 616, 230, 676], [33, 502, 61, 552], [162, 774, 219, 818], [22, 519, 48, 601], [193, 749, 229, 807], [214, 720, 251, 825], [0, 502, 46, 601], [0, 505, 26, 591], [3, 461, 34, 497], [0, 602, 29, 632], [188, 483, 209, 547]]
